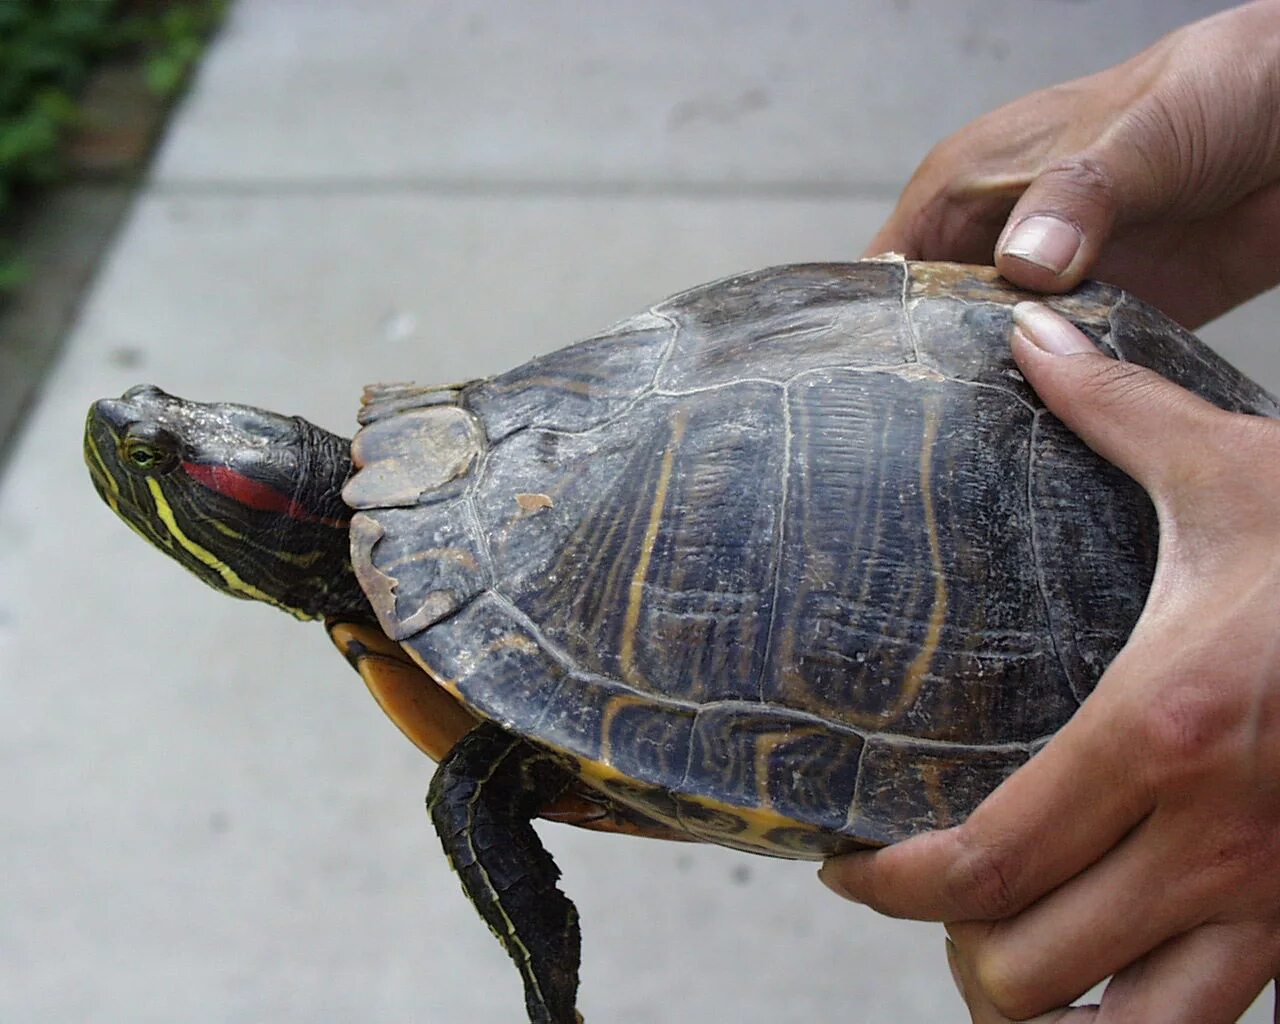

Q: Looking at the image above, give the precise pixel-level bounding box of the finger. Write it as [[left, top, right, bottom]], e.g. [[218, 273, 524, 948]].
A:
[[1097, 922, 1277, 1024], [865, 178, 1022, 263], [863, 218, 918, 260], [1087, 181, 1280, 329], [945, 808, 1209, 1018], [820, 689, 1151, 921], [1009, 302, 1232, 501], [994, 154, 1121, 292], [948, 936, 1098, 1024]]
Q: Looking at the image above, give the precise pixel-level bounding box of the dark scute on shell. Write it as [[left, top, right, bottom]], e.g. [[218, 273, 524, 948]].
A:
[[465, 313, 673, 442], [768, 369, 1076, 743], [851, 737, 1030, 845], [686, 705, 864, 835], [1103, 293, 1280, 415], [1030, 414, 1157, 701], [655, 261, 912, 388], [473, 383, 786, 703]]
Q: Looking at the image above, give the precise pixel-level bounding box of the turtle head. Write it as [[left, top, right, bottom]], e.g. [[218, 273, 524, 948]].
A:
[[84, 385, 369, 621]]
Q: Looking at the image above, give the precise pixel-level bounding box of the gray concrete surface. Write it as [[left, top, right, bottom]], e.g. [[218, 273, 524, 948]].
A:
[[3, 2, 1277, 1021]]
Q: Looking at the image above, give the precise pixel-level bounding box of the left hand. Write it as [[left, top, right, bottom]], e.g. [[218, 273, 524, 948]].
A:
[[861, 0, 1280, 329], [819, 303, 1280, 1022]]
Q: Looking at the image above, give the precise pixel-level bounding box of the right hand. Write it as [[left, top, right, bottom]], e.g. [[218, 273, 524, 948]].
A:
[[866, 0, 1280, 328]]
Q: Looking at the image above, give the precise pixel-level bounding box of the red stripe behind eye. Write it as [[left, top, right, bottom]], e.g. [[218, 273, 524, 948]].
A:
[[181, 462, 349, 528]]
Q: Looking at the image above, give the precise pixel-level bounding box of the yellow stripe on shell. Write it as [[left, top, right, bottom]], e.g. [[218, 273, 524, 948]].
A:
[[884, 397, 948, 721], [619, 410, 687, 684], [570, 756, 832, 859]]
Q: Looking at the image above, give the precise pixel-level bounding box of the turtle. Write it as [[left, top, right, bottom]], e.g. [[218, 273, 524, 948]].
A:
[[83, 259, 1279, 1023]]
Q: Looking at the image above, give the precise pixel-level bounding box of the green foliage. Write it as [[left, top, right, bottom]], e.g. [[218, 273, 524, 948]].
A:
[[113, 1, 231, 97], [0, 1, 114, 195], [0, 0, 227, 289]]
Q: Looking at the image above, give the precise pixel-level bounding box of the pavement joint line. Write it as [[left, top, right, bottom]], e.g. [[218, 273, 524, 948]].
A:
[[149, 176, 903, 201]]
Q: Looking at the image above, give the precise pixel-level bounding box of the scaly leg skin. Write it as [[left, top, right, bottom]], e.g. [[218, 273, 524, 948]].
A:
[[428, 722, 584, 1024]]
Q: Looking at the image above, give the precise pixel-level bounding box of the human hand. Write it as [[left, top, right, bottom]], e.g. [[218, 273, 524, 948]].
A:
[[820, 302, 1280, 1022], [866, 0, 1280, 329]]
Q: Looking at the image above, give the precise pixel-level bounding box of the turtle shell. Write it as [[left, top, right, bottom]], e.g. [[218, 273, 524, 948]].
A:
[[343, 260, 1279, 859]]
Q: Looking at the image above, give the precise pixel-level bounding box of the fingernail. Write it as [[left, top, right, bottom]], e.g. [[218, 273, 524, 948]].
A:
[[1012, 301, 1097, 356], [817, 861, 862, 903], [1000, 214, 1082, 276]]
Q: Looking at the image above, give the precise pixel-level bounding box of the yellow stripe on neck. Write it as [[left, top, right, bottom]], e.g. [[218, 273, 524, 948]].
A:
[[145, 478, 314, 621]]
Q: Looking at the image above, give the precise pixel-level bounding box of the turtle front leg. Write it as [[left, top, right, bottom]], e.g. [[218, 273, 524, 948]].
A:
[[428, 722, 583, 1024]]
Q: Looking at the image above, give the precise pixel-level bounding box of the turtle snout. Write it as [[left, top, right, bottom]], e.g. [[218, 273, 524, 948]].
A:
[[90, 397, 135, 432], [121, 383, 174, 408], [90, 385, 175, 433], [122, 383, 166, 399]]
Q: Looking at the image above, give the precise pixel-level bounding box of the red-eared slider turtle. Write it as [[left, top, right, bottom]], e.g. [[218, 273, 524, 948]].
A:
[[84, 260, 1278, 1023]]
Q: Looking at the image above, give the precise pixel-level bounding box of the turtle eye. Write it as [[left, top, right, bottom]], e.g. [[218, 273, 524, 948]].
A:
[[120, 424, 179, 475]]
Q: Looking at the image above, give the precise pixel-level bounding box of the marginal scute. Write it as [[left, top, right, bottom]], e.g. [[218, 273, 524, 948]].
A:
[[906, 262, 1114, 389], [684, 704, 864, 835], [344, 404, 484, 509], [404, 592, 569, 733], [1104, 294, 1280, 416], [349, 504, 487, 641], [850, 737, 1029, 845], [358, 381, 472, 425]]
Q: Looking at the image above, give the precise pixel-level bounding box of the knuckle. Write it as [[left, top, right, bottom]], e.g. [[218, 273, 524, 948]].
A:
[[1038, 154, 1118, 210], [970, 947, 1043, 1021], [1137, 682, 1243, 780], [901, 187, 1003, 263], [1074, 359, 1166, 411], [947, 834, 1023, 919], [918, 128, 979, 177]]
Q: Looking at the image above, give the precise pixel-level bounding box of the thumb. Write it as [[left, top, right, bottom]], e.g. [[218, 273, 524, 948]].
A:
[[994, 157, 1120, 293], [1009, 302, 1228, 500]]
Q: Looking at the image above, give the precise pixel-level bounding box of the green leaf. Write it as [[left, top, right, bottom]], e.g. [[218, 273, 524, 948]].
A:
[[144, 53, 185, 96]]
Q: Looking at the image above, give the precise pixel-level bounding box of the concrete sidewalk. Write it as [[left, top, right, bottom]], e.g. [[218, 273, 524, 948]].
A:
[[3, 2, 1275, 1021]]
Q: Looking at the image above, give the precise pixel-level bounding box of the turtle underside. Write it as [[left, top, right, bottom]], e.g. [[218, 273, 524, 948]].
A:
[[343, 260, 1279, 858]]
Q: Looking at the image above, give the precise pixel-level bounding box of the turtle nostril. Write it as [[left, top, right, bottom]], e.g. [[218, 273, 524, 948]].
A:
[[91, 398, 134, 431], [121, 384, 167, 402]]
